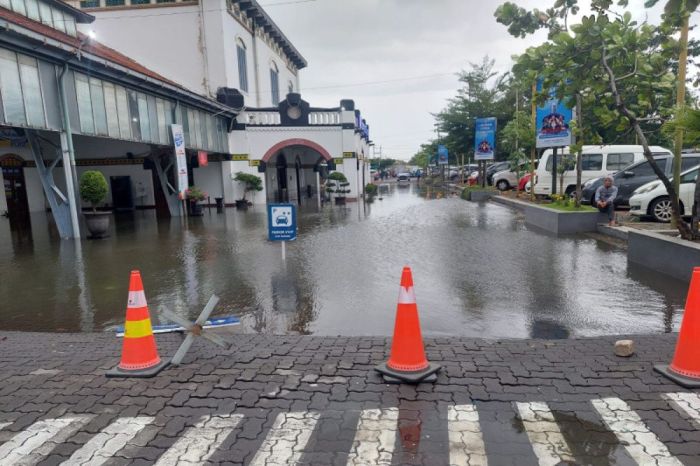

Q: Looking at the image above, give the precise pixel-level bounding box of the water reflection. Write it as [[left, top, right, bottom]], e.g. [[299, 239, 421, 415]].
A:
[[0, 186, 688, 338]]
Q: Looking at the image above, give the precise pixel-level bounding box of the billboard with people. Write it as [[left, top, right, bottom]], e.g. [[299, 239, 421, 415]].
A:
[[474, 117, 497, 160], [535, 80, 573, 149]]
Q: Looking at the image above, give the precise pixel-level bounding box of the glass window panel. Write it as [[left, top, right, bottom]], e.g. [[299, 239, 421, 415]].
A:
[[39, 2, 52, 25], [180, 105, 189, 143], [156, 98, 167, 144], [65, 17, 77, 36], [186, 108, 196, 148], [137, 93, 151, 141], [80, 1, 100, 7], [206, 114, 214, 150], [270, 67, 279, 105], [10, 0, 26, 15], [237, 44, 248, 92], [606, 153, 635, 171], [0, 49, 26, 125], [89, 77, 108, 135], [131, 0, 150, 4], [75, 73, 94, 133], [681, 157, 700, 172], [105, 0, 125, 5], [115, 86, 131, 139], [103, 82, 120, 137], [52, 8, 66, 33], [18, 55, 45, 127], [25, 0, 40, 21], [127, 90, 141, 140], [582, 154, 603, 171], [680, 169, 698, 184]]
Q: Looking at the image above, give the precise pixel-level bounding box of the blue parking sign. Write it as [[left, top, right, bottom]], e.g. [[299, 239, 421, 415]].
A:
[[268, 204, 297, 241]]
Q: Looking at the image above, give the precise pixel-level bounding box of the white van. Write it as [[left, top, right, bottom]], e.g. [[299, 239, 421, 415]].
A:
[[533, 145, 672, 196]]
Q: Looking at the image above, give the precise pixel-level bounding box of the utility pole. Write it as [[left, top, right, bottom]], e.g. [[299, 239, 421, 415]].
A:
[[530, 82, 537, 201]]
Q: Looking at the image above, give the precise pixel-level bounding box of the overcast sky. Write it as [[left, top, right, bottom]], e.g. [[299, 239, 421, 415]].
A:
[[263, 0, 691, 161]]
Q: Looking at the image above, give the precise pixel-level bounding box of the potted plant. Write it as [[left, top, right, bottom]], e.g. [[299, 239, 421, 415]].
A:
[[185, 186, 207, 216], [327, 172, 351, 205], [79, 170, 111, 238], [233, 172, 263, 209]]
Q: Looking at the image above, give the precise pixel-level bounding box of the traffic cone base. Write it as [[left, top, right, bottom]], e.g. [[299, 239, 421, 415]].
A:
[[653, 364, 700, 389], [107, 358, 170, 379], [375, 362, 440, 384]]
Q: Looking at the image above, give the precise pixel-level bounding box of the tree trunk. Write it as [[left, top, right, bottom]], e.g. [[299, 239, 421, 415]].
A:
[[601, 47, 692, 239], [672, 13, 690, 227], [575, 94, 583, 208], [693, 173, 700, 237]]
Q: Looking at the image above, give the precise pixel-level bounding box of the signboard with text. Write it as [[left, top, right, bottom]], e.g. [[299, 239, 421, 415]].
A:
[[535, 79, 573, 148], [268, 204, 297, 241], [170, 124, 188, 197], [474, 117, 497, 160]]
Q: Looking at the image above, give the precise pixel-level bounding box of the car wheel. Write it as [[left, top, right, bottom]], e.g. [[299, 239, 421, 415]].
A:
[[496, 180, 510, 191], [565, 186, 576, 198], [650, 197, 673, 223]]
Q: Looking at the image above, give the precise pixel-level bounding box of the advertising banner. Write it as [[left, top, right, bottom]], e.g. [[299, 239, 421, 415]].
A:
[[474, 117, 497, 160], [170, 124, 188, 197], [535, 80, 573, 149], [437, 145, 448, 165], [197, 151, 208, 167]]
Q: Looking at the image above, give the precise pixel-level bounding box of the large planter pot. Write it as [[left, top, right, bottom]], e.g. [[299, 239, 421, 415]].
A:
[[335, 197, 346, 205], [83, 211, 111, 238], [188, 201, 204, 216], [235, 199, 249, 210], [215, 197, 224, 213], [628, 229, 700, 283], [491, 196, 607, 235]]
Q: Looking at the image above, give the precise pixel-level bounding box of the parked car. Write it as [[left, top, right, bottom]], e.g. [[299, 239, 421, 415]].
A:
[[533, 145, 672, 196], [629, 165, 700, 222], [518, 173, 531, 192], [493, 162, 530, 191], [581, 153, 700, 207], [397, 173, 411, 187], [486, 161, 511, 185]]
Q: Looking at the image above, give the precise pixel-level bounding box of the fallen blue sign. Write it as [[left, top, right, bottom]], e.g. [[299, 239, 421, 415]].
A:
[[268, 203, 297, 241]]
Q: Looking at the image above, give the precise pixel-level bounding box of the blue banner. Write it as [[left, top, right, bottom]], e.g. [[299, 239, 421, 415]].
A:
[[474, 117, 497, 160], [437, 145, 448, 165], [268, 204, 297, 241], [535, 79, 573, 148]]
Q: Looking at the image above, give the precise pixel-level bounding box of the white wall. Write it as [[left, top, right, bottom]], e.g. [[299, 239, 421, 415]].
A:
[[193, 162, 224, 202]]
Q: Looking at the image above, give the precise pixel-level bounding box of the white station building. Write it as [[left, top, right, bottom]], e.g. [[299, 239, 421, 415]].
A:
[[70, 0, 372, 206], [0, 0, 372, 239]]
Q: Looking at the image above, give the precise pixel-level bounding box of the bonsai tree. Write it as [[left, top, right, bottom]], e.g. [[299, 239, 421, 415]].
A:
[[233, 172, 263, 202], [326, 172, 351, 202], [79, 170, 108, 212]]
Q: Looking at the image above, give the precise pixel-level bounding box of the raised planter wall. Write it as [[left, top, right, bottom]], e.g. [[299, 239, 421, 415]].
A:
[[628, 229, 700, 283], [491, 196, 607, 235], [467, 190, 494, 202]]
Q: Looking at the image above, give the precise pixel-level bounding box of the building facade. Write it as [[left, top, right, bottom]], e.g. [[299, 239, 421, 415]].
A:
[[69, 0, 372, 206]]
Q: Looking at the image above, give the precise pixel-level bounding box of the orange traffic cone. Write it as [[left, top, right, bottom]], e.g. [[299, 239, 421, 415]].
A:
[[375, 266, 440, 383], [654, 267, 700, 388], [107, 270, 169, 378]]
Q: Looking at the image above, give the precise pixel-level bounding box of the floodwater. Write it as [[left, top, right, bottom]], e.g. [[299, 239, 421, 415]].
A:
[[0, 182, 688, 338]]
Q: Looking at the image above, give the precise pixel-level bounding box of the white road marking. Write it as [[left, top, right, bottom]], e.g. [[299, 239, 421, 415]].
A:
[[664, 392, 700, 429], [0, 415, 92, 466], [0, 422, 10, 431], [153, 414, 243, 465], [249, 411, 320, 466], [62, 416, 153, 466], [591, 397, 683, 465], [346, 408, 399, 466], [516, 401, 575, 466], [447, 404, 487, 466]]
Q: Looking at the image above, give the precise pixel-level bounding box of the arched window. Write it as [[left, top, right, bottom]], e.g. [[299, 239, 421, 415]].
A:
[[288, 80, 294, 95], [270, 61, 280, 105], [236, 39, 248, 92]]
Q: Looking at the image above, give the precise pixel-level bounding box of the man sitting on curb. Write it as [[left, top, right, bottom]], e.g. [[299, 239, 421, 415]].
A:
[[595, 176, 618, 226]]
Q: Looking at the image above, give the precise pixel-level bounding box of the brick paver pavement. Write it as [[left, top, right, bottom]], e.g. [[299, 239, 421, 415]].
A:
[[1, 331, 699, 465]]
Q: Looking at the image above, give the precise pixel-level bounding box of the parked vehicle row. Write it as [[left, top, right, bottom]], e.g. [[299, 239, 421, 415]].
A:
[[629, 165, 700, 222]]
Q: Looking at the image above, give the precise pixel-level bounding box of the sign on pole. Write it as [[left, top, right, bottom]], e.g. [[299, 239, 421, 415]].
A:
[[535, 80, 573, 149], [170, 124, 188, 197], [437, 145, 448, 165], [268, 204, 297, 241], [474, 117, 497, 160]]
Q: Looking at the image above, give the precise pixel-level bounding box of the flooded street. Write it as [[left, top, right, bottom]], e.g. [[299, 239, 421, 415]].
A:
[[0, 184, 687, 338]]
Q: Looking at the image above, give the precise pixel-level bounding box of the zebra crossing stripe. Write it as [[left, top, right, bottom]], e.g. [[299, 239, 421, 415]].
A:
[[664, 392, 700, 429], [516, 401, 575, 466], [153, 414, 243, 465], [249, 411, 320, 466], [0, 415, 92, 466], [346, 407, 399, 466], [62, 416, 153, 466], [447, 404, 487, 466], [591, 397, 683, 465]]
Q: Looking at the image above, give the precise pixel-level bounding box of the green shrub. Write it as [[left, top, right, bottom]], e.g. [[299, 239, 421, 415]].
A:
[[185, 186, 207, 201], [233, 172, 263, 200], [365, 183, 378, 196], [79, 171, 108, 212]]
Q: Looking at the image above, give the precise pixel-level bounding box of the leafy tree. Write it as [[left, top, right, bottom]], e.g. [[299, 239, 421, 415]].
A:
[[233, 172, 263, 201], [501, 110, 535, 192], [496, 0, 696, 237], [409, 141, 438, 167], [79, 171, 108, 212]]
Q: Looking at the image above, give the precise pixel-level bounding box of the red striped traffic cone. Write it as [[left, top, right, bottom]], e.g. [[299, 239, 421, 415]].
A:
[[375, 266, 440, 383], [107, 270, 169, 378]]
